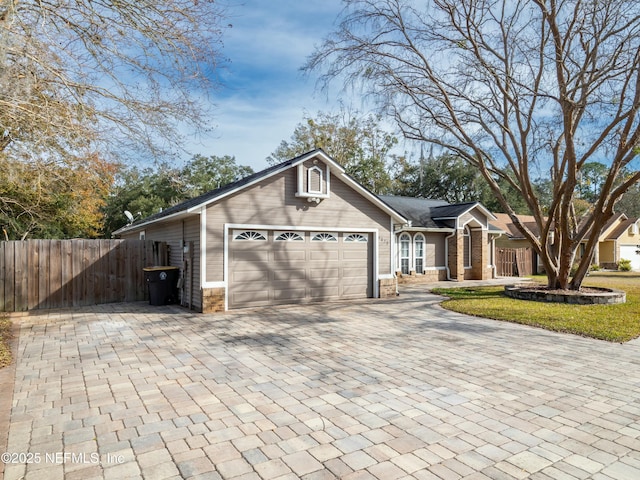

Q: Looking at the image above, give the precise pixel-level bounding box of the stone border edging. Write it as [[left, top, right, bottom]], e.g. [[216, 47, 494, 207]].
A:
[[504, 285, 626, 305]]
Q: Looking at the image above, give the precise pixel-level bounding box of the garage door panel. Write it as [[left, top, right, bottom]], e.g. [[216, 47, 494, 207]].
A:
[[273, 250, 306, 262], [272, 288, 306, 301], [270, 268, 307, 281], [342, 266, 369, 278], [341, 249, 368, 260], [342, 285, 368, 297], [231, 290, 269, 306], [229, 229, 372, 309], [232, 250, 269, 262], [310, 250, 339, 260], [309, 267, 340, 280], [231, 268, 269, 283], [309, 286, 340, 299]]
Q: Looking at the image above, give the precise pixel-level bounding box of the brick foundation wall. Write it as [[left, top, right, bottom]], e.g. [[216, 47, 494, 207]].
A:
[[202, 287, 225, 313], [379, 278, 397, 298], [396, 270, 447, 284]]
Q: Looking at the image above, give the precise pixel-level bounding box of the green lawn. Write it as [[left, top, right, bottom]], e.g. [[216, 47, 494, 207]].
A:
[[0, 315, 12, 368], [432, 272, 640, 342]]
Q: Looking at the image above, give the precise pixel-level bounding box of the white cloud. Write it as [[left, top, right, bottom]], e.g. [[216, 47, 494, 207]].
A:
[[182, 0, 347, 170]]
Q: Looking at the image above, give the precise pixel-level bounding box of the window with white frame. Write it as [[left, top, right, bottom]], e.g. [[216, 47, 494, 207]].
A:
[[234, 230, 267, 241], [463, 226, 471, 267], [400, 233, 410, 274], [344, 233, 367, 242], [275, 232, 304, 242], [308, 166, 323, 193], [312, 232, 337, 242], [414, 233, 425, 274]]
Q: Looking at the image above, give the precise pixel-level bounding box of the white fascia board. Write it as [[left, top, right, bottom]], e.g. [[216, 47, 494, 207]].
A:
[[433, 204, 497, 223], [187, 150, 337, 214], [395, 226, 455, 233], [186, 149, 408, 226]]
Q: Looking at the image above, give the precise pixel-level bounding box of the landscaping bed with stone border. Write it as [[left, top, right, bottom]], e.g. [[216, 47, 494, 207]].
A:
[[504, 284, 626, 305]]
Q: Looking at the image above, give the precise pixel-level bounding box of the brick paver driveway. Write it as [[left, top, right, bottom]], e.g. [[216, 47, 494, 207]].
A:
[[3, 288, 640, 479]]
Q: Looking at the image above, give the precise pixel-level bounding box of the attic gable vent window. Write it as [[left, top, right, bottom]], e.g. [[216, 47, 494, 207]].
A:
[[308, 166, 323, 193], [296, 161, 330, 200]]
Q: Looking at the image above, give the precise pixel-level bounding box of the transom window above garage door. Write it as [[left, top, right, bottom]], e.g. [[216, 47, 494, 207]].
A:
[[275, 231, 304, 241], [344, 233, 368, 242], [233, 230, 267, 241], [312, 232, 338, 242]]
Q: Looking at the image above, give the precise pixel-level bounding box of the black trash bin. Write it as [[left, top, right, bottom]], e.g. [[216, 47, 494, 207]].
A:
[[143, 266, 179, 305]]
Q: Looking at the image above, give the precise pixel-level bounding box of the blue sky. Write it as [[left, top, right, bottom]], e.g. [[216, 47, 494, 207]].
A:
[[188, 0, 350, 171]]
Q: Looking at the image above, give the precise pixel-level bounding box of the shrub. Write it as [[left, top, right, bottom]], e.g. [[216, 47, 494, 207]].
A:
[[619, 259, 632, 271], [570, 262, 579, 277], [590, 264, 601, 271]]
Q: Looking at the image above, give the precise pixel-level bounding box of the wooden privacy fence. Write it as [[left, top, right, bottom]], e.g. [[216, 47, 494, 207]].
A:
[[0, 239, 168, 312], [496, 247, 534, 277]]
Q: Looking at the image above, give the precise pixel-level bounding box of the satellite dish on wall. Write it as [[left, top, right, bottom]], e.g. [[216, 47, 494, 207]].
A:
[[124, 210, 135, 224]]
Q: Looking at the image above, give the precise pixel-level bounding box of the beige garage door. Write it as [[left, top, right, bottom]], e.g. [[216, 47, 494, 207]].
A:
[[229, 230, 372, 309]]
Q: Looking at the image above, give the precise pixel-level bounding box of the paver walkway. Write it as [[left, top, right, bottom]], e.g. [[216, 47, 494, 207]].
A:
[[3, 287, 640, 479]]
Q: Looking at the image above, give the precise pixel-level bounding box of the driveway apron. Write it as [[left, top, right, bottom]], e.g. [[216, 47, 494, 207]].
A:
[[3, 289, 640, 479]]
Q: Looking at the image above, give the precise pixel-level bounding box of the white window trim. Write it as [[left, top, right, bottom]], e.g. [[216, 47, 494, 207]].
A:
[[139, 230, 146, 240], [275, 231, 304, 242], [307, 166, 324, 194], [344, 233, 368, 243], [463, 226, 472, 268], [233, 230, 267, 241], [414, 233, 425, 274], [311, 232, 338, 242], [296, 164, 331, 199], [399, 233, 411, 274]]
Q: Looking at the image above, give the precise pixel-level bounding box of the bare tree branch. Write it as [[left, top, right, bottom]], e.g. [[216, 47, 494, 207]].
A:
[[306, 0, 640, 289], [1, 0, 227, 162]]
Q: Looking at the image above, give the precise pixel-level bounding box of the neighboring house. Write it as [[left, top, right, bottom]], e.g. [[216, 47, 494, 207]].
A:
[[115, 150, 499, 312], [491, 212, 640, 272], [580, 214, 640, 271]]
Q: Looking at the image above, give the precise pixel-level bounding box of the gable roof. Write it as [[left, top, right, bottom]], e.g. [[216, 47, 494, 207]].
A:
[[114, 149, 408, 236], [491, 212, 543, 239], [606, 217, 639, 240], [378, 196, 496, 230], [378, 196, 450, 229]]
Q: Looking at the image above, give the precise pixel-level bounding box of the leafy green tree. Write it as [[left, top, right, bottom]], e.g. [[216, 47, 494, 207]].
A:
[[578, 162, 609, 204], [103, 155, 253, 236], [307, 0, 640, 290], [394, 153, 491, 203], [182, 155, 254, 197], [616, 183, 640, 218], [393, 153, 535, 213], [269, 110, 398, 194], [102, 164, 186, 236]]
